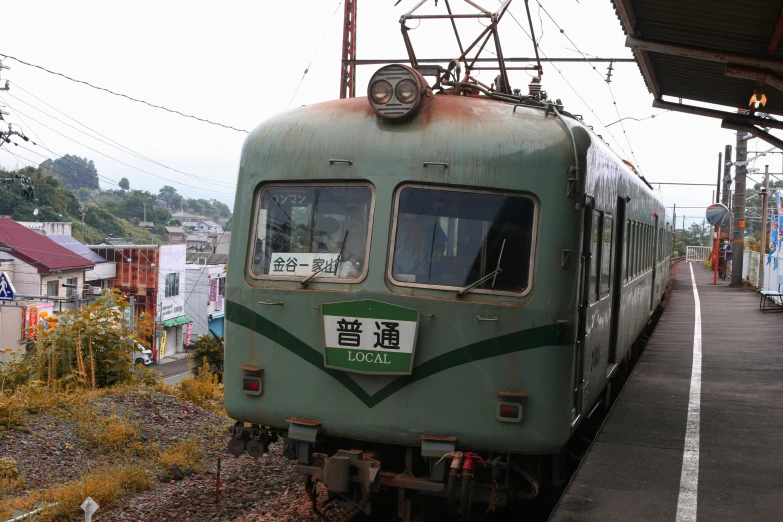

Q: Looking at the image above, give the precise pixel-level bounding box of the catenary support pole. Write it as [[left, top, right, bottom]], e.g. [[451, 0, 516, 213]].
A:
[[760, 165, 770, 290], [731, 126, 748, 286]]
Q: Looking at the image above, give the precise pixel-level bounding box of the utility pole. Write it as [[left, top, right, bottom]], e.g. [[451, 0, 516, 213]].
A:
[[716, 152, 722, 203], [731, 126, 748, 286], [80, 206, 86, 242], [340, 0, 358, 98], [760, 165, 770, 290]]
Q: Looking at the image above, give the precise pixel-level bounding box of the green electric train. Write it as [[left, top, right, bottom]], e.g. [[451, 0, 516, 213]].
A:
[[223, 64, 671, 518]]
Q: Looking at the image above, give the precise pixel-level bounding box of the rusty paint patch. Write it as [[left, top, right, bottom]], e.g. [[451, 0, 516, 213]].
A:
[[287, 417, 321, 427], [237, 365, 263, 372]]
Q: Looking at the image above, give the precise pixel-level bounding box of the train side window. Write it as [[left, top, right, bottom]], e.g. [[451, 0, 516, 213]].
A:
[[389, 185, 538, 296], [590, 210, 601, 302], [249, 184, 375, 282], [601, 215, 613, 295], [631, 221, 639, 277], [624, 219, 630, 282]]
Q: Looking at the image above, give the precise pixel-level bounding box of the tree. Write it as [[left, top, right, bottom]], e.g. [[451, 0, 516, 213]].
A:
[[21, 290, 153, 389], [158, 185, 178, 208], [190, 335, 224, 382], [40, 155, 100, 192], [119, 177, 130, 191]]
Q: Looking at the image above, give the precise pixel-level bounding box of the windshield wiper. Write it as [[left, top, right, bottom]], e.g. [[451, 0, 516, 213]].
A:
[[457, 238, 505, 297], [301, 230, 348, 287]]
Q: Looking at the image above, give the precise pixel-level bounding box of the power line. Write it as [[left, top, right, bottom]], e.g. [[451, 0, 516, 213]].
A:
[[1, 103, 235, 194], [0, 53, 249, 133], [4, 84, 236, 189], [287, 1, 344, 110]]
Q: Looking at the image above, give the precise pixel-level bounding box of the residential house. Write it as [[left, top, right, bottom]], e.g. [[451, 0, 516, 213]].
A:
[[47, 235, 117, 299], [186, 233, 210, 252], [0, 217, 94, 310], [171, 211, 200, 230], [185, 252, 228, 266], [197, 220, 224, 235], [165, 226, 187, 245]]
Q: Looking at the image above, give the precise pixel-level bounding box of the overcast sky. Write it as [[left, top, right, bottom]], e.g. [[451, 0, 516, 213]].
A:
[[0, 0, 773, 229]]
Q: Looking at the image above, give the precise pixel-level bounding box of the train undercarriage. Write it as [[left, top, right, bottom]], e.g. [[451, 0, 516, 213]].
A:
[[227, 422, 566, 522]]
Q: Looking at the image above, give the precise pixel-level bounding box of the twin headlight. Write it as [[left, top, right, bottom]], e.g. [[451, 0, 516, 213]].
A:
[[367, 64, 432, 121]]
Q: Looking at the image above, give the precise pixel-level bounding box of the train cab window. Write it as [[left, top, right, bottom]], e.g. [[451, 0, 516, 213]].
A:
[[601, 215, 613, 295], [589, 210, 601, 302], [389, 185, 537, 295], [249, 184, 374, 282]]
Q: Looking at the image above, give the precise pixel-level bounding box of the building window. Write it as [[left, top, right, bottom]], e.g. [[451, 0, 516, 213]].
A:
[[46, 280, 59, 297], [218, 276, 225, 296], [165, 273, 179, 297], [65, 277, 77, 298]]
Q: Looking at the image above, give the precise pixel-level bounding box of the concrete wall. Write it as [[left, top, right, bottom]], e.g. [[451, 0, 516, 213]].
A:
[[184, 266, 210, 339], [17, 222, 73, 236]]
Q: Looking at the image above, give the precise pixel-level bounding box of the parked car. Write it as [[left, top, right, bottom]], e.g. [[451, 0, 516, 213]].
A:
[[132, 343, 153, 366]]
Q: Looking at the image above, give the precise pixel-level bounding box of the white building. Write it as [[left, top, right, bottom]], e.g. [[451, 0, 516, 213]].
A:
[[183, 263, 226, 342], [171, 211, 200, 230], [196, 220, 224, 234], [17, 221, 73, 236], [157, 244, 190, 357]]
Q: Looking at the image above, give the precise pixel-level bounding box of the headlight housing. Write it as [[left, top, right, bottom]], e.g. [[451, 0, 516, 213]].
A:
[[367, 64, 432, 122]]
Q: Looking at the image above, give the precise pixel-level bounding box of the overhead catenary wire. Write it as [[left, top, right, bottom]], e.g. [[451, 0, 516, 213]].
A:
[[0, 53, 249, 133], [503, 4, 634, 164], [4, 84, 236, 189], [531, 0, 644, 173]]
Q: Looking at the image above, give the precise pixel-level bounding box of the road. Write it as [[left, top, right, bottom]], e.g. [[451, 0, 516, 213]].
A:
[[156, 357, 192, 385]]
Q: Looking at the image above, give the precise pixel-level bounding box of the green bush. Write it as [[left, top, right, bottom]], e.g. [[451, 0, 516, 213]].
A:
[[190, 335, 224, 383]]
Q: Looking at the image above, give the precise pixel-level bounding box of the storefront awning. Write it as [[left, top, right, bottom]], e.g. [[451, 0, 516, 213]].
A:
[[162, 315, 193, 328], [209, 311, 224, 321]]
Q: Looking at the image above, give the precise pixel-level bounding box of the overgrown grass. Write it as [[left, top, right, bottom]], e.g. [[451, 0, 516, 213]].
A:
[[0, 462, 152, 521], [177, 359, 225, 415], [158, 438, 205, 478], [0, 363, 228, 520]]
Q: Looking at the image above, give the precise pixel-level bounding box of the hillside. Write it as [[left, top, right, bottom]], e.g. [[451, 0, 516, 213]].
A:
[[1, 159, 232, 244]]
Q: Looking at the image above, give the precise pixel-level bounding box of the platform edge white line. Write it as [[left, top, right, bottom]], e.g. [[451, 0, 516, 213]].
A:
[[675, 263, 702, 522]]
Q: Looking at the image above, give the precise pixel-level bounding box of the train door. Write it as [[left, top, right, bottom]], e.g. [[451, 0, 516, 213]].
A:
[[574, 202, 592, 422], [607, 197, 627, 369], [649, 215, 659, 311], [574, 202, 610, 421]]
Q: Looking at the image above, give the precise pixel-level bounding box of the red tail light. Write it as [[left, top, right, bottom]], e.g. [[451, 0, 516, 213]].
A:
[[243, 379, 260, 392], [497, 401, 522, 422], [499, 405, 519, 418]]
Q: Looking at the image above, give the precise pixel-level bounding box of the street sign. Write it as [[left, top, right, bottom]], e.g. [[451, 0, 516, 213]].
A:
[[80, 496, 99, 522], [706, 203, 731, 227], [0, 271, 16, 301]]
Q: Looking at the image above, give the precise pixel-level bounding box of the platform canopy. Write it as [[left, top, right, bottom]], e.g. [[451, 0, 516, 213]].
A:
[[614, 0, 783, 145]]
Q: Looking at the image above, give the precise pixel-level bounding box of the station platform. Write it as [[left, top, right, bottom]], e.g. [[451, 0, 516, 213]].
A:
[[550, 262, 783, 521]]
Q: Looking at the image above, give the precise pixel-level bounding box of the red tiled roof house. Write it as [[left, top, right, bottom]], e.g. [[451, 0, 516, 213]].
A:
[[0, 217, 94, 303]]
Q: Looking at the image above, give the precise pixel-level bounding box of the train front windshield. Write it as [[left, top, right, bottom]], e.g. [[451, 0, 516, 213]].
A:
[[390, 186, 537, 295], [251, 185, 374, 281]]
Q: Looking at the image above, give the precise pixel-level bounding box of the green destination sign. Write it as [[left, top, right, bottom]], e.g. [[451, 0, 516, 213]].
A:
[[322, 300, 419, 375]]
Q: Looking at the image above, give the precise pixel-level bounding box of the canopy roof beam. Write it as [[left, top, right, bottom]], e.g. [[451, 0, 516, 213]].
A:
[[652, 99, 783, 131], [721, 121, 783, 150], [626, 36, 783, 74]]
